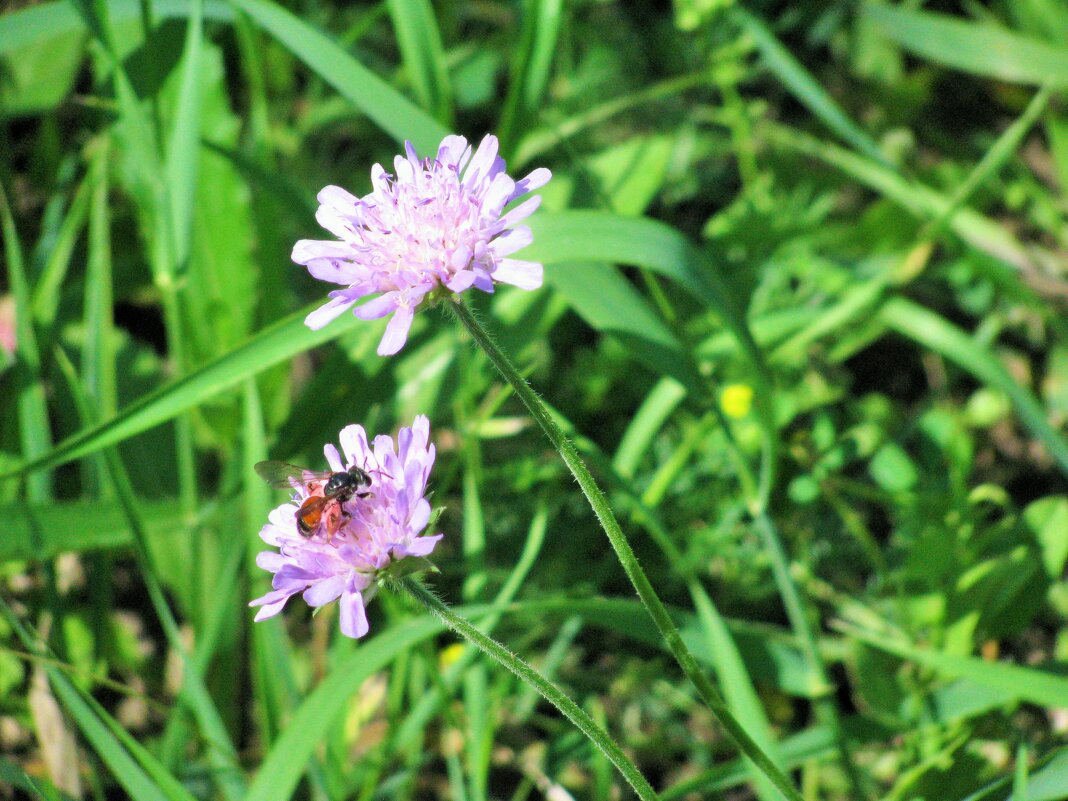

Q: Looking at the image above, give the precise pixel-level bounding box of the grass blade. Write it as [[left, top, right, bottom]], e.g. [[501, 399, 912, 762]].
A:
[[244, 618, 444, 801], [400, 579, 662, 801], [879, 297, 1068, 476], [526, 211, 771, 386], [498, 0, 563, 151], [851, 628, 1068, 709], [689, 583, 783, 801], [863, 3, 1068, 86], [230, 0, 448, 152], [546, 261, 702, 392], [385, 0, 453, 125], [612, 377, 688, 478], [164, 0, 204, 272], [0, 601, 197, 801], [5, 211, 766, 482], [0, 183, 53, 501], [242, 378, 301, 750], [1, 498, 185, 561], [53, 351, 246, 801], [731, 8, 887, 165], [763, 122, 1041, 275], [30, 174, 91, 329], [0, 305, 365, 480]]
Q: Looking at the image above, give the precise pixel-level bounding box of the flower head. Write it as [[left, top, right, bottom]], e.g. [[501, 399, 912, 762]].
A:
[[249, 416, 442, 639], [293, 134, 551, 355]]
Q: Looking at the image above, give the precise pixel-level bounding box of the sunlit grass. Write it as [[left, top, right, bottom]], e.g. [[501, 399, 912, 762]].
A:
[[2, 1, 1068, 799]]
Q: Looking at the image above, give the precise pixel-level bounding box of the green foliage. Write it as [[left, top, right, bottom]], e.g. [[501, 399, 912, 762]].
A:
[[2, 1, 1067, 800]]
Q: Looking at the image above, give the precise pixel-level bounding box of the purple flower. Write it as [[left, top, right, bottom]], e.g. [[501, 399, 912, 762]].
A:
[[249, 416, 442, 639], [293, 134, 552, 355]]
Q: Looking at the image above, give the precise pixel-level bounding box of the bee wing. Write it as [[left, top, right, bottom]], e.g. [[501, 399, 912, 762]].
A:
[[254, 461, 333, 490]]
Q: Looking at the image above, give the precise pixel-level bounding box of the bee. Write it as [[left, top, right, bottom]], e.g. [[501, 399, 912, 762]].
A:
[[254, 461, 373, 540]]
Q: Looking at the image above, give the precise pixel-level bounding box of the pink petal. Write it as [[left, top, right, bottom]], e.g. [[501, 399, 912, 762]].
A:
[[292, 239, 354, 264], [315, 205, 356, 241], [437, 135, 469, 168], [339, 590, 370, 638], [306, 258, 363, 286], [510, 167, 552, 200], [409, 498, 431, 532], [398, 533, 442, 557], [323, 444, 344, 472], [317, 185, 359, 209], [303, 574, 346, 607], [462, 135, 501, 191], [489, 226, 533, 257], [492, 259, 543, 290], [339, 424, 371, 467], [481, 173, 517, 217], [377, 306, 414, 355], [354, 293, 399, 321], [446, 270, 476, 292], [249, 588, 295, 621], [256, 551, 286, 571], [305, 296, 358, 330], [494, 195, 542, 230]]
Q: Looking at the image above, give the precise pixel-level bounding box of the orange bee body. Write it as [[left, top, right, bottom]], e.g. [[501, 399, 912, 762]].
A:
[[255, 461, 373, 540]]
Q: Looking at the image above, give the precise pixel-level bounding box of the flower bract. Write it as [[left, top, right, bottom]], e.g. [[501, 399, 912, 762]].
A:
[[293, 134, 551, 355], [249, 416, 442, 638]]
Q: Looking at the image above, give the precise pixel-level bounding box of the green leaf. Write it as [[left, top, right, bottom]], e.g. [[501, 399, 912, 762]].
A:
[[163, 0, 203, 272], [1023, 496, 1068, 579], [0, 305, 367, 480], [0, 0, 232, 56], [527, 211, 769, 383], [765, 122, 1040, 275], [546, 262, 702, 391], [731, 8, 887, 165], [385, 0, 453, 125], [498, 0, 563, 150], [1, 601, 197, 801], [662, 726, 838, 800], [879, 297, 1068, 476], [613, 377, 688, 478], [244, 618, 444, 801], [0, 498, 185, 562], [869, 442, 919, 493], [853, 629, 1068, 709], [689, 583, 783, 801], [4, 210, 779, 487], [230, 0, 449, 152], [863, 3, 1068, 86], [0, 183, 53, 501]]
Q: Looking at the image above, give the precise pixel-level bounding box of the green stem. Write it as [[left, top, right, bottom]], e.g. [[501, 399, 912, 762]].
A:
[[396, 578, 660, 801], [750, 513, 866, 795], [447, 297, 803, 801]]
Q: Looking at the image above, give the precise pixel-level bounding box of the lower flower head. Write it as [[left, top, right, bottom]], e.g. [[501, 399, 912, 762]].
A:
[[249, 416, 442, 639], [293, 134, 551, 355]]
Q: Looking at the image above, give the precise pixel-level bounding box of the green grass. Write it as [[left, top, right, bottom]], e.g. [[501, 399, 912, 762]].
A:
[[2, 2, 1068, 800]]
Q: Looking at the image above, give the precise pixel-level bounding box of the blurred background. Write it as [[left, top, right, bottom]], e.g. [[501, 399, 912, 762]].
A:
[[2, 1, 1068, 799]]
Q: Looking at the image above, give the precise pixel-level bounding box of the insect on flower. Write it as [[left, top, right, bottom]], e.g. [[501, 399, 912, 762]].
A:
[[249, 418, 443, 639], [254, 461, 373, 540]]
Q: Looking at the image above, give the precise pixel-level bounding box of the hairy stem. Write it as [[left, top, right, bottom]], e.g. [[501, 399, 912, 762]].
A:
[[447, 296, 803, 801], [396, 577, 661, 801]]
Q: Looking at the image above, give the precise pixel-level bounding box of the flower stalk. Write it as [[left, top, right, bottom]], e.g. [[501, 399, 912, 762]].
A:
[[396, 577, 660, 801], [448, 296, 804, 801]]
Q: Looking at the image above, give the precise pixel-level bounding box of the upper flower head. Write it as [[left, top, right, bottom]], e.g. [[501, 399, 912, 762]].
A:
[[249, 416, 442, 639], [293, 134, 551, 355]]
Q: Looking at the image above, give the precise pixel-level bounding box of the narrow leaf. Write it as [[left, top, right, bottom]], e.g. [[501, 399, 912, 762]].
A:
[[230, 0, 448, 152]]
